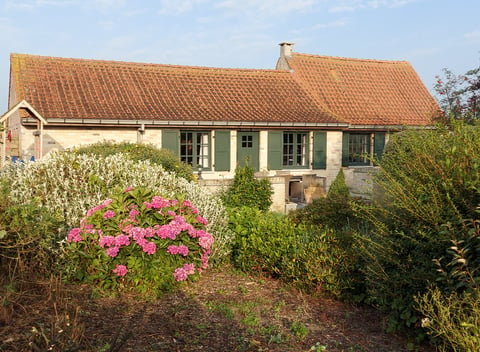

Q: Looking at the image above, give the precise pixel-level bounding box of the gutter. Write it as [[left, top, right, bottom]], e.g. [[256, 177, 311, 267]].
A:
[[21, 117, 350, 129], [20, 118, 434, 131], [347, 124, 435, 131]]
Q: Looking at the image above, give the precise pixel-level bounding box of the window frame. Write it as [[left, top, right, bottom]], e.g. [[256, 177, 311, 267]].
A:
[[180, 130, 211, 170], [347, 133, 371, 166], [282, 131, 310, 169]]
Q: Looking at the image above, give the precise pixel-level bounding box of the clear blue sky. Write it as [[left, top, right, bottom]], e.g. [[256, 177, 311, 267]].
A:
[[1, 0, 479, 112]]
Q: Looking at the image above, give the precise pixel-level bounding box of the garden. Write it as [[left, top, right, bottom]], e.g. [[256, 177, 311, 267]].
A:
[[1, 122, 479, 351]]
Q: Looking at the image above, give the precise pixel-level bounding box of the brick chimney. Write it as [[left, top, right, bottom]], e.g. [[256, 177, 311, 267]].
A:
[[276, 42, 294, 70]]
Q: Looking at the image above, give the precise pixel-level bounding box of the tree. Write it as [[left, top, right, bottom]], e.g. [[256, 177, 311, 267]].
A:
[[434, 63, 480, 124]]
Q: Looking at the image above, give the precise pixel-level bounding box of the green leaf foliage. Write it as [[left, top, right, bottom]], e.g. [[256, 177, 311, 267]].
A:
[[291, 169, 363, 232], [0, 179, 66, 280], [222, 163, 273, 211], [354, 122, 480, 333], [327, 168, 350, 200], [415, 287, 480, 351], [229, 207, 356, 296], [435, 219, 480, 295]]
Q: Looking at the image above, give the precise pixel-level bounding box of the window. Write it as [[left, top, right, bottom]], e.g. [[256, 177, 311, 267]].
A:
[[180, 131, 210, 169], [348, 133, 371, 166], [283, 132, 309, 167], [348, 133, 370, 165], [342, 132, 386, 167], [241, 135, 253, 148]]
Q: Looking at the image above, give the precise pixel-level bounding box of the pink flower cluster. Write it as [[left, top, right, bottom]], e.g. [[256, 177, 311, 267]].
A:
[[113, 264, 128, 277], [144, 196, 177, 209], [167, 244, 189, 256], [182, 200, 199, 214], [103, 210, 116, 219], [66, 188, 214, 280], [173, 263, 196, 281], [86, 198, 113, 217], [67, 227, 83, 243]]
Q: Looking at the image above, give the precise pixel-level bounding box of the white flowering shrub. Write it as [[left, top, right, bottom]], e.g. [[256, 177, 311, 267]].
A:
[[1, 152, 233, 264]]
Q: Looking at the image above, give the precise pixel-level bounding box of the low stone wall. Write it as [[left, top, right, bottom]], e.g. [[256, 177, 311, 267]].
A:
[[197, 176, 287, 213], [343, 167, 379, 199], [197, 174, 328, 213]]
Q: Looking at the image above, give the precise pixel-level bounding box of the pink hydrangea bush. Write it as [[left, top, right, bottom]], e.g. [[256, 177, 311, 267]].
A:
[[65, 186, 214, 295]]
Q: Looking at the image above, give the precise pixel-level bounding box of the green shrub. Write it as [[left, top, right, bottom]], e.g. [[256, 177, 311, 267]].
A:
[[327, 168, 350, 200], [287, 169, 366, 298], [64, 186, 213, 296], [291, 169, 363, 231], [0, 179, 66, 280], [414, 218, 480, 351], [230, 207, 294, 277], [282, 226, 358, 296], [222, 163, 272, 211], [415, 287, 480, 352], [435, 219, 480, 295], [73, 141, 193, 181], [1, 152, 232, 265], [229, 207, 355, 296], [354, 122, 480, 332]]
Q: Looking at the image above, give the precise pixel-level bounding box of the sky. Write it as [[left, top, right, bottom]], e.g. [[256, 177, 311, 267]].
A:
[[0, 0, 479, 112]]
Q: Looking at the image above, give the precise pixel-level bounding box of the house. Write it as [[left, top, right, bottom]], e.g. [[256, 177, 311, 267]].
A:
[[1, 43, 440, 212]]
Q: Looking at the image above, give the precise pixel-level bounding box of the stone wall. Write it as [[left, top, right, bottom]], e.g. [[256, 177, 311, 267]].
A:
[[197, 176, 288, 213], [343, 166, 378, 198], [197, 174, 330, 213]]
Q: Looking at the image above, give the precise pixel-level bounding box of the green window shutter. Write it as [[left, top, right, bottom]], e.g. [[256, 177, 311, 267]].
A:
[[162, 129, 179, 155], [341, 132, 349, 167], [374, 132, 386, 163], [268, 131, 282, 170], [313, 131, 327, 169], [214, 130, 230, 171]]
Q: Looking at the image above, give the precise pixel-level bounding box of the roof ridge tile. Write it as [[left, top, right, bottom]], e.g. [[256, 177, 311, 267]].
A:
[[10, 52, 285, 75], [292, 52, 411, 65]]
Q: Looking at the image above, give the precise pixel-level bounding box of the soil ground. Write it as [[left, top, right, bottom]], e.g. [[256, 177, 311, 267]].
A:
[[0, 266, 436, 352]]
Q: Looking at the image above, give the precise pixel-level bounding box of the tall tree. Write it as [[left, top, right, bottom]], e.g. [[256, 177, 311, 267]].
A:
[[434, 63, 480, 124]]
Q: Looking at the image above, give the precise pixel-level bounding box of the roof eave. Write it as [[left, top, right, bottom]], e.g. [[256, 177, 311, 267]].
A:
[[21, 117, 349, 129], [348, 124, 435, 130]]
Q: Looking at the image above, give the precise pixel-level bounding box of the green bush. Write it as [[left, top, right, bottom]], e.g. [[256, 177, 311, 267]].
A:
[[287, 169, 366, 298], [435, 219, 480, 295], [229, 207, 355, 296], [291, 169, 360, 231], [327, 168, 350, 199], [73, 141, 193, 181], [412, 217, 480, 351], [354, 122, 480, 332], [415, 287, 480, 352], [1, 152, 233, 265], [0, 179, 66, 280], [222, 163, 272, 211]]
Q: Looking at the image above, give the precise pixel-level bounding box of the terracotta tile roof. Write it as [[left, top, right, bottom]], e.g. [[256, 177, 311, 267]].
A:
[[9, 53, 338, 124], [285, 53, 440, 126]]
